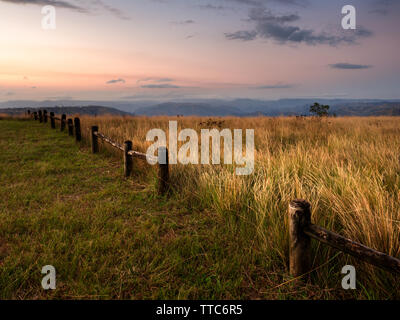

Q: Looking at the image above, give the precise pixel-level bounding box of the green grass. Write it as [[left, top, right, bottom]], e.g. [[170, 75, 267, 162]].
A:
[[0, 119, 377, 300]]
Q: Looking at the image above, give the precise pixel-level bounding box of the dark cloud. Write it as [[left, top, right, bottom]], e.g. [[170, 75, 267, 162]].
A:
[[226, 8, 373, 46], [141, 84, 181, 89], [222, 0, 309, 7], [0, 0, 87, 12], [368, 9, 388, 15], [253, 84, 294, 89], [91, 0, 130, 20], [137, 77, 174, 84], [354, 26, 373, 38], [46, 96, 74, 100], [185, 34, 198, 39], [329, 63, 372, 70], [0, 0, 130, 19], [199, 0, 308, 11], [369, 0, 400, 15], [225, 30, 257, 41], [199, 4, 227, 10], [172, 19, 195, 25], [106, 78, 126, 84]]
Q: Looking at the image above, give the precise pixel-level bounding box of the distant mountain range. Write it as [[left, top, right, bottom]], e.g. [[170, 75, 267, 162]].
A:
[[0, 105, 132, 116], [134, 102, 242, 116], [134, 100, 400, 117], [1, 99, 400, 117], [330, 102, 400, 116]]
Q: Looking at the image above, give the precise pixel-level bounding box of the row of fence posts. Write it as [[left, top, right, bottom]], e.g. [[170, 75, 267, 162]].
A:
[[26, 109, 400, 279], [30, 109, 168, 196], [90, 125, 169, 195], [32, 110, 82, 142]]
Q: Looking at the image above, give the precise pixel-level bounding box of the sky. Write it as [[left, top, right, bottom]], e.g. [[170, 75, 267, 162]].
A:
[[0, 0, 399, 101]]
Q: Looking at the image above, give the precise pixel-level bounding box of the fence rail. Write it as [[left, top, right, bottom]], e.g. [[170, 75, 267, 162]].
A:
[[25, 109, 400, 275], [28, 109, 169, 196], [289, 199, 400, 278]]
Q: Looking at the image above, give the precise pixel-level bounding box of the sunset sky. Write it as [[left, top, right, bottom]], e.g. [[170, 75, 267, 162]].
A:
[[0, 0, 399, 101]]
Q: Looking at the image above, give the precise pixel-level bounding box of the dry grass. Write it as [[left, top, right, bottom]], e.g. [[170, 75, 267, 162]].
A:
[[73, 115, 400, 298], [6, 114, 398, 298]]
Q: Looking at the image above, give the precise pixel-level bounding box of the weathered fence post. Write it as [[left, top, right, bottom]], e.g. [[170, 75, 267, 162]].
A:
[[158, 147, 169, 196], [289, 199, 311, 279], [34, 112, 38, 121], [68, 119, 74, 136], [43, 110, 48, 123], [61, 114, 66, 132], [91, 126, 99, 154], [124, 140, 133, 177], [38, 110, 43, 123], [74, 117, 81, 142], [50, 112, 56, 129]]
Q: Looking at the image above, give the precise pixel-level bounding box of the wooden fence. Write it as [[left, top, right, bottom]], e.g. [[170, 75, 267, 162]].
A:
[[28, 109, 169, 196], [27, 109, 400, 277], [289, 199, 400, 278]]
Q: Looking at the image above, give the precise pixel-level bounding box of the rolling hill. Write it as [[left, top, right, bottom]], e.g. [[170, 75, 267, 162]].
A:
[[0, 105, 133, 116], [2, 99, 400, 117]]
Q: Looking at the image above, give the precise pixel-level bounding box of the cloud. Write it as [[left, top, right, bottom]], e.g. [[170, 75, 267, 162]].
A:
[[369, 0, 400, 16], [106, 78, 126, 84], [141, 84, 181, 89], [171, 19, 195, 25], [199, 4, 227, 10], [225, 30, 257, 41], [91, 0, 130, 20], [222, 0, 309, 7], [46, 96, 74, 100], [0, 0, 130, 19], [329, 63, 372, 70], [225, 8, 373, 46], [253, 83, 294, 89], [5, 91, 15, 96], [353, 26, 373, 38], [0, 0, 87, 13], [137, 77, 174, 84]]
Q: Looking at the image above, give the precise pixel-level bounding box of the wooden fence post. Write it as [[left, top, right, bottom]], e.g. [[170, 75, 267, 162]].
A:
[[158, 147, 169, 195], [124, 140, 133, 177], [91, 126, 99, 153], [68, 119, 74, 136], [43, 110, 48, 123], [74, 117, 81, 142], [61, 114, 66, 132], [50, 112, 56, 129], [38, 110, 43, 123], [289, 199, 311, 279], [34, 112, 38, 121]]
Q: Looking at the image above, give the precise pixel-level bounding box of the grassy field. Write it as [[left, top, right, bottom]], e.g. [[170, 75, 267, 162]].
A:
[[1, 116, 399, 299]]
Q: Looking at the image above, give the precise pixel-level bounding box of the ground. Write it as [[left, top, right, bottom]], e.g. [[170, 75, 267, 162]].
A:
[[0, 119, 353, 299]]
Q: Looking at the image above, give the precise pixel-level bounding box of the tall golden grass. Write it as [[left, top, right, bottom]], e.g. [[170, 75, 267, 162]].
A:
[[77, 115, 400, 298]]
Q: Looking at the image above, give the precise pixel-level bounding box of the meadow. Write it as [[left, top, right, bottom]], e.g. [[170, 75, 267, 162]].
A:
[[79, 115, 400, 298], [1, 115, 399, 299]]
